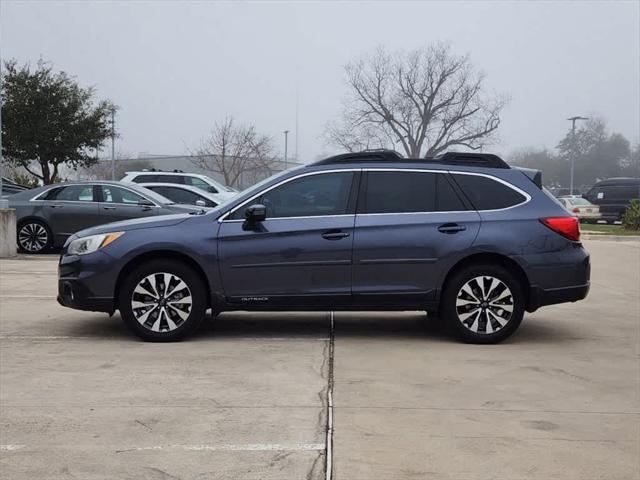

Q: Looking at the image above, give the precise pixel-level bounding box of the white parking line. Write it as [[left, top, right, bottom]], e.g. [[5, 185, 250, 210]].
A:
[[116, 443, 325, 452], [0, 335, 329, 341], [0, 445, 26, 451], [0, 295, 54, 299]]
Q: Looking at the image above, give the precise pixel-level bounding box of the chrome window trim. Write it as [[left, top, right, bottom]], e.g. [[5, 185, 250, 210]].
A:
[[30, 183, 161, 207], [218, 167, 531, 222], [30, 184, 96, 202]]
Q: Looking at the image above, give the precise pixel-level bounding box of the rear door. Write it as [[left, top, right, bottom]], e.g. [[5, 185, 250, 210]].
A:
[[98, 185, 160, 222], [352, 170, 480, 301]]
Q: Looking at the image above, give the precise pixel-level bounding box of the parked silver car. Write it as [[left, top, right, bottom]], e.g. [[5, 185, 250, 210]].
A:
[[8, 181, 201, 253]]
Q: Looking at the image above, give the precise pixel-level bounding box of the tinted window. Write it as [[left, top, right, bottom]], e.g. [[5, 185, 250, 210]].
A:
[[230, 172, 353, 219], [453, 174, 526, 210], [46, 185, 94, 202], [160, 175, 185, 184], [164, 187, 203, 205], [132, 174, 158, 183], [102, 186, 146, 204], [184, 176, 213, 191], [362, 171, 436, 214], [436, 174, 467, 211]]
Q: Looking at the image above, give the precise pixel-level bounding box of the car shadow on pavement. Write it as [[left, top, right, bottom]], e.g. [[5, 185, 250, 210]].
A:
[[61, 311, 577, 345]]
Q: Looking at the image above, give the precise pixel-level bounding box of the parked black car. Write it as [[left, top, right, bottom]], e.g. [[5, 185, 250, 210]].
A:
[[8, 181, 202, 253], [583, 178, 640, 223]]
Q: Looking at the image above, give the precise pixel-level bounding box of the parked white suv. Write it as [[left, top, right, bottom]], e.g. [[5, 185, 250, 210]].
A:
[[121, 170, 237, 202]]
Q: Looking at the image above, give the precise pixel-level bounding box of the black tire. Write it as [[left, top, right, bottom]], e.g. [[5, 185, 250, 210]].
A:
[[118, 260, 206, 342], [441, 264, 525, 344], [17, 219, 53, 254]]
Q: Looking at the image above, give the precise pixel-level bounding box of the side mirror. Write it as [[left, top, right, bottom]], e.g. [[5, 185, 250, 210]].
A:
[[245, 204, 267, 223], [195, 199, 206, 207], [207, 186, 218, 193]]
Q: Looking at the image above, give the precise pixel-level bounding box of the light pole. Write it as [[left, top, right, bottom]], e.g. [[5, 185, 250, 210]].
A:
[[567, 116, 589, 195], [110, 108, 116, 180], [283, 130, 290, 170]]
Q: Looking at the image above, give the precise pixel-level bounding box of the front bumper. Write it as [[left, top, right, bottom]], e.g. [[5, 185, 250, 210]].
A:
[[57, 251, 119, 314]]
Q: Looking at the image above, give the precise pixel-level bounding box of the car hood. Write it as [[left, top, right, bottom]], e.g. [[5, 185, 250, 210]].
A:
[[72, 213, 196, 238]]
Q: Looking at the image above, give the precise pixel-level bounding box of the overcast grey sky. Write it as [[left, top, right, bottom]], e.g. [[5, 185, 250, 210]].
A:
[[2, 0, 639, 162]]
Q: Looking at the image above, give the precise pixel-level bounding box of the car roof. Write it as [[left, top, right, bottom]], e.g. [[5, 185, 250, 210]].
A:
[[593, 177, 640, 186]]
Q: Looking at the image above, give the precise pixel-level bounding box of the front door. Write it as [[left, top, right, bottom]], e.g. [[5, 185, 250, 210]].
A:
[[98, 185, 160, 222], [352, 170, 481, 301], [217, 171, 358, 304]]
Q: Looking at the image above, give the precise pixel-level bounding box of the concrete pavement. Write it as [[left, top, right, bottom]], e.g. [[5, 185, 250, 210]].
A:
[[0, 240, 638, 479]]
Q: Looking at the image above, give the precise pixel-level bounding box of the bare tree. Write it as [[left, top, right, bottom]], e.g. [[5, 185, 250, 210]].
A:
[[191, 117, 276, 188], [325, 44, 508, 157]]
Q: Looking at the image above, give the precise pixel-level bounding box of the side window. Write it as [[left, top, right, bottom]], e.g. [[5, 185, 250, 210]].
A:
[[230, 172, 354, 219], [362, 171, 436, 214], [46, 185, 95, 202], [165, 187, 201, 205], [132, 175, 158, 183], [436, 174, 467, 211], [184, 176, 213, 191], [102, 186, 146, 204], [453, 174, 527, 210], [161, 175, 185, 184]]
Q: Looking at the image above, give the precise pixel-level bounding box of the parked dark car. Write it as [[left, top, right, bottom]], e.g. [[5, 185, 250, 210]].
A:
[[58, 151, 590, 344], [1, 177, 29, 197], [583, 178, 640, 223], [8, 181, 202, 253]]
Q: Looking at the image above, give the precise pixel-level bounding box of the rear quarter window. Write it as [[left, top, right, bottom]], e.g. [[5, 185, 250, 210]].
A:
[[132, 174, 158, 183], [453, 174, 527, 210]]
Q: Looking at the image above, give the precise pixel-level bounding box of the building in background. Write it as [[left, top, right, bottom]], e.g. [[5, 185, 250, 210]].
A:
[[76, 154, 302, 190]]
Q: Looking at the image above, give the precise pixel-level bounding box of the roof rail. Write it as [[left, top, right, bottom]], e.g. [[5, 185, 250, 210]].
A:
[[433, 152, 510, 169], [310, 149, 510, 169], [311, 150, 404, 165]]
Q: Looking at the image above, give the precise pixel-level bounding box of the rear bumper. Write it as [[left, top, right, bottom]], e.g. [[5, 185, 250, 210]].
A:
[[527, 283, 590, 311]]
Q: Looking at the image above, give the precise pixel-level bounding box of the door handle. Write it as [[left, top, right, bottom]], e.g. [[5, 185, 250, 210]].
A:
[[321, 230, 350, 240], [438, 223, 466, 234], [102, 206, 117, 210], [50, 204, 64, 209]]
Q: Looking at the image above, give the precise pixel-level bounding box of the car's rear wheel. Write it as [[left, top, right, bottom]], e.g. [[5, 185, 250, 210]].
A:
[[17, 220, 52, 254], [118, 260, 206, 342], [441, 264, 524, 344]]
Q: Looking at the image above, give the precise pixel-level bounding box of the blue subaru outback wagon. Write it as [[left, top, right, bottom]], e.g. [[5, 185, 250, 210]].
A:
[[58, 151, 590, 343]]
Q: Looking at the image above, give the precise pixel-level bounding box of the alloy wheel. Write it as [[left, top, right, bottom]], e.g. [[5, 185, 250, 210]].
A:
[[130, 272, 193, 333], [455, 276, 514, 334], [18, 223, 49, 253]]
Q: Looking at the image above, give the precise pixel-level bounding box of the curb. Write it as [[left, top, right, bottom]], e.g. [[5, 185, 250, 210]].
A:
[[582, 234, 640, 242]]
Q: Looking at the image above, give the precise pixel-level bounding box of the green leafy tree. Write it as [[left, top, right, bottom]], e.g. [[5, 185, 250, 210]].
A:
[[1, 59, 116, 184]]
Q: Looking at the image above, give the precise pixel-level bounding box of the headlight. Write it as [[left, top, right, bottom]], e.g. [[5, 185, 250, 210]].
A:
[[67, 232, 124, 255]]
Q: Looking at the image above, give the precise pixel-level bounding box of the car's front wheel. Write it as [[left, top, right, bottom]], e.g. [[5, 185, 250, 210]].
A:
[[17, 220, 52, 254], [441, 264, 525, 344], [118, 260, 206, 342]]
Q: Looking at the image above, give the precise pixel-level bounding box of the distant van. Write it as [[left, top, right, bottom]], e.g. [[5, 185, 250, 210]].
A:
[[583, 178, 640, 223]]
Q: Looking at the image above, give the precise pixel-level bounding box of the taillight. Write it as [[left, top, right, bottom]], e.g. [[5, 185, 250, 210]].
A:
[[572, 207, 580, 213], [540, 217, 580, 241]]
